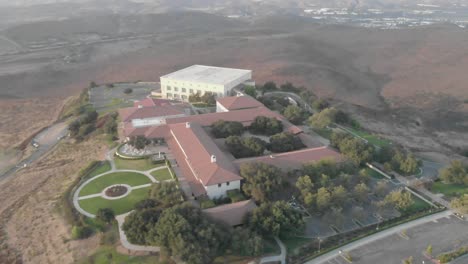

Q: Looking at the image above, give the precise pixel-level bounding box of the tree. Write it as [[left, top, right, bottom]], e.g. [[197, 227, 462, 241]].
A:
[[81, 110, 98, 124], [128, 136, 150, 150], [331, 185, 348, 206], [450, 194, 468, 214], [316, 187, 332, 211], [249, 116, 283, 135], [384, 190, 414, 210], [309, 107, 338, 129], [123, 88, 133, 94], [312, 99, 329, 111], [400, 153, 420, 175], [225, 136, 267, 158], [189, 92, 202, 103], [122, 208, 162, 245], [248, 201, 304, 236], [331, 133, 375, 165], [296, 175, 315, 207], [244, 86, 257, 98], [96, 208, 115, 224], [69, 120, 81, 136], [211, 120, 244, 138], [230, 228, 264, 256], [440, 160, 468, 185], [323, 207, 345, 228], [283, 105, 307, 125], [268, 132, 305, 153], [201, 92, 216, 105], [134, 198, 159, 210], [150, 182, 183, 208], [354, 183, 370, 203], [261, 81, 278, 93], [426, 244, 433, 256], [240, 163, 283, 202], [153, 203, 230, 264], [375, 181, 389, 197]]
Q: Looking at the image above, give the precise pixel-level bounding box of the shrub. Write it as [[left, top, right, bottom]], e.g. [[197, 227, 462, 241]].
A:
[[200, 199, 216, 209], [96, 208, 115, 224], [71, 225, 93, 239], [249, 116, 283, 135], [268, 132, 305, 153], [211, 120, 244, 138], [123, 88, 133, 94]]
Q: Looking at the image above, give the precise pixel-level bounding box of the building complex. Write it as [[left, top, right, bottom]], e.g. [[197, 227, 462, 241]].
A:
[[160, 65, 253, 101]]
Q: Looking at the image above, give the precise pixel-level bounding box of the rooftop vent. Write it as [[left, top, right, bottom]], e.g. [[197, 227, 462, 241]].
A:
[[211, 155, 217, 163], [137, 104, 143, 108], [186, 122, 191, 128]]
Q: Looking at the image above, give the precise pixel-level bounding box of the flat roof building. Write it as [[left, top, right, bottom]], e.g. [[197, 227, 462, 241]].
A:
[[160, 65, 252, 101]]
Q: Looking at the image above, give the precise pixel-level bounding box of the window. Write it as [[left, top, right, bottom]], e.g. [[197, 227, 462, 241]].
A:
[[166, 93, 172, 98], [226, 182, 230, 186], [218, 183, 221, 188], [166, 86, 171, 91], [174, 93, 180, 98], [174, 87, 178, 92], [197, 90, 202, 94], [181, 95, 187, 100], [182, 88, 186, 93], [189, 89, 194, 94]]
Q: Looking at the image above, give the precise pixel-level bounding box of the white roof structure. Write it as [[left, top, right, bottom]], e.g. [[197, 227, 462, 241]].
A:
[[160, 65, 251, 85]]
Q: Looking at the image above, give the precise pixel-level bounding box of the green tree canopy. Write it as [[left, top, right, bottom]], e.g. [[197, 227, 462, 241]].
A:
[[150, 182, 183, 208], [440, 160, 468, 185], [225, 136, 267, 158], [240, 162, 283, 202], [283, 105, 307, 125], [248, 201, 304, 237], [268, 132, 305, 153], [244, 86, 257, 98], [309, 107, 338, 129], [122, 208, 162, 245], [211, 120, 244, 138], [383, 190, 414, 210], [249, 116, 283, 135]]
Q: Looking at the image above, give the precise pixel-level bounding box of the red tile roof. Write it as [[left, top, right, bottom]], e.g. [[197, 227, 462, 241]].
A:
[[203, 199, 257, 226], [217, 96, 263, 111], [233, 146, 343, 170], [119, 105, 185, 122], [169, 122, 242, 186]]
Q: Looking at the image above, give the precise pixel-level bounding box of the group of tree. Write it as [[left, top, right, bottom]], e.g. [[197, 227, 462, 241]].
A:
[[225, 136, 267, 158], [247, 201, 305, 237], [189, 92, 216, 106], [128, 135, 152, 150], [439, 160, 468, 185], [69, 109, 99, 140], [450, 194, 468, 214], [283, 105, 308, 125], [308, 106, 356, 129], [240, 162, 283, 203], [243, 85, 257, 98], [330, 132, 375, 165], [376, 146, 421, 175], [211, 120, 244, 138], [102, 111, 118, 138], [269, 132, 305, 153], [249, 116, 283, 135]]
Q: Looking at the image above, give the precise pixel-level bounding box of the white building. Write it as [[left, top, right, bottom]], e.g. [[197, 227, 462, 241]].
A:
[[160, 65, 252, 101]]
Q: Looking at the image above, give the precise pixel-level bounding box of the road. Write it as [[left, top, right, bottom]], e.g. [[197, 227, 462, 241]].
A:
[[304, 210, 454, 264], [0, 122, 68, 180]]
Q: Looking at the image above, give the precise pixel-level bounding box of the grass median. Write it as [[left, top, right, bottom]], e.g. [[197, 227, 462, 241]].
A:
[[79, 172, 151, 196]]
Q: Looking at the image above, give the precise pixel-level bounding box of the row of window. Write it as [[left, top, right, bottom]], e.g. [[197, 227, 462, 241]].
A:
[[167, 86, 199, 93], [218, 182, 230, 188], [166, 93, 188, 100]]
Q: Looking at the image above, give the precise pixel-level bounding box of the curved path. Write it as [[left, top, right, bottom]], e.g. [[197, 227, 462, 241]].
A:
[[260, 237, 286, 264], [116, 212, 160, 252]]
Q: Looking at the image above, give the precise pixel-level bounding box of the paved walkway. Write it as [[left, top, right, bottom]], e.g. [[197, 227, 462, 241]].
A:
[[260, 237, 286, 264], [304, 210, 453, 264], [115, 212, 160, 252]]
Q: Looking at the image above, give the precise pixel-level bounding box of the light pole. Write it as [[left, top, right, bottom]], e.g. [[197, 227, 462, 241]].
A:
[[318, 237, 322, 252]]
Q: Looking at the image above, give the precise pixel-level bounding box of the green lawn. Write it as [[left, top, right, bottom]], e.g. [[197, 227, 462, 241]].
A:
[[78, 245, 160, 264], [280, 235, 314, 255], [364, 167, 387, 180], [79, 187, 151, 215], [400, 194, 432, 215], [344, 126, 391, 148], [114, 157, 163, 171], [79, 172, 151, 196], [150, 168, 173, 181], [431, 182, 468, 198], [311, 128, 333, 140], [88, 161, 112, 178]]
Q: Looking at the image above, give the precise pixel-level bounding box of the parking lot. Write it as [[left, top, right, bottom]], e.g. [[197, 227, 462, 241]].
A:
[[320, 214, 468, 264], [89, 82, 160, 113]]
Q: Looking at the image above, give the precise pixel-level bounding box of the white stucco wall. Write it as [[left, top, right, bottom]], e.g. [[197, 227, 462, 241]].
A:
[[216, 102, 229, 113], [160, 71, 251, 101], [205, 180, 241, 199]]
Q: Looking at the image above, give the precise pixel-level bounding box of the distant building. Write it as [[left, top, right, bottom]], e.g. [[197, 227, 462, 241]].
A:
[[160, 65, 252, 101]]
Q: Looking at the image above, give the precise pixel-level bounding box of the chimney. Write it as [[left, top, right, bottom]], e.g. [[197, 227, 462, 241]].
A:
[[211, 155, 217, 163], [186, 122, 191, 128], [137, 104, 143, 109]]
